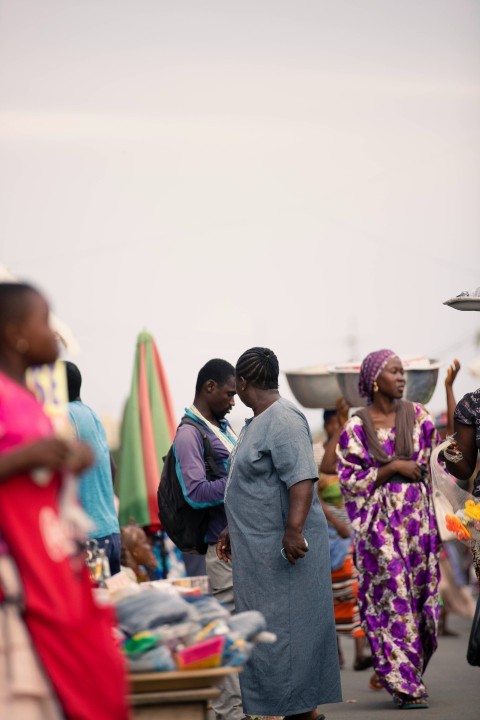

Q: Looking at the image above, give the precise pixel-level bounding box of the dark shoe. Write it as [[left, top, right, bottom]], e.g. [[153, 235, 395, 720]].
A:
[[439, 627, 459, 637], [353, 656, 373, 671]]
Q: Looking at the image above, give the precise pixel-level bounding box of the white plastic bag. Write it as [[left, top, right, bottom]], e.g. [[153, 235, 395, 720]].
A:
[[430, 440, 480, 545]]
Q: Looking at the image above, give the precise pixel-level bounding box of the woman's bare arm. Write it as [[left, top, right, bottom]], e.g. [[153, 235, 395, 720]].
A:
[[282, 479, 315, 565], [444, 421, 477, 480]]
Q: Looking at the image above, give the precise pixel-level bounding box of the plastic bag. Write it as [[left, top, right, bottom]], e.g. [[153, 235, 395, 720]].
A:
[[431, 486, 457, 543], [430, 440, 480, 546]]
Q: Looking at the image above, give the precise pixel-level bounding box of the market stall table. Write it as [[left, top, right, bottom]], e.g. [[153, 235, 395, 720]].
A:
[[129, 666, 240, 720]]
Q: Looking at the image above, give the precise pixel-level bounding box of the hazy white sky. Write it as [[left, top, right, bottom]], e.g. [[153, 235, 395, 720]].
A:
[[1, 0, 479, 432]]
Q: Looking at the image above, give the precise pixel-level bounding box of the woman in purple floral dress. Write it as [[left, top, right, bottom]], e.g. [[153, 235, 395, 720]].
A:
[[337, 350, 440, 709]]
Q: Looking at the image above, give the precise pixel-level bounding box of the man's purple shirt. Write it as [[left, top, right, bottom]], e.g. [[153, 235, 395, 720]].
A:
[[173, 419, 232, 544]]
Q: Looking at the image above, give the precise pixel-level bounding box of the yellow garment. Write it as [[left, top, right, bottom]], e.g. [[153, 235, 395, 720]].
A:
[[318, 473, 344, 507]]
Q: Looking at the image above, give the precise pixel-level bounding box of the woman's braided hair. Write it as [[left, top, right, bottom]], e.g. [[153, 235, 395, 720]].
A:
[[235, 347, 279, 390]]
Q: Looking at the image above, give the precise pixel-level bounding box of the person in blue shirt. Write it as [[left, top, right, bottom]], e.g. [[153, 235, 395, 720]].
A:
[[64, 361, 121, 575]]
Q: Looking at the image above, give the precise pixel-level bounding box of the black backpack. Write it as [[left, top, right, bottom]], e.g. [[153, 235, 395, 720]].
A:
[[157, 417, 222, 555]]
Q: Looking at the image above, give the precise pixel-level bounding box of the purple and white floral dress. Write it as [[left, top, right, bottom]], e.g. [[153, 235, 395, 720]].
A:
[[336, 403, 440, 700]]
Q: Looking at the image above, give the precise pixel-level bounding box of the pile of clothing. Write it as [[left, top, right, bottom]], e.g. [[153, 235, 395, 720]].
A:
[[113, 582, 274, 673]]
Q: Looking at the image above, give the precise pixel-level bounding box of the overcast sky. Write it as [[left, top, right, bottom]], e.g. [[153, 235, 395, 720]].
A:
[[1, 0, 479, 433]]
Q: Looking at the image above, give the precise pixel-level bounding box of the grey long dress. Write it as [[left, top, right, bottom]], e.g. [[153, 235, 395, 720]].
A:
[[225, 398, 342, 716]]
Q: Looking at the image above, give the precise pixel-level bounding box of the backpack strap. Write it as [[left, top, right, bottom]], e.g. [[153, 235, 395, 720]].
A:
[[178, 417, 223, 480]]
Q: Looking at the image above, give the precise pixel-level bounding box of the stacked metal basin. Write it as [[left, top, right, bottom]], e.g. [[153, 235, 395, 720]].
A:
[[285, 359, 440, 409]]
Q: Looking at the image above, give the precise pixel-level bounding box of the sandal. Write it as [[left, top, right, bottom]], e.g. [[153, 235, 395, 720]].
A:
[[393, 693, 429, 710], [368, 672, 383, 691], [353, 656, 373, 671]]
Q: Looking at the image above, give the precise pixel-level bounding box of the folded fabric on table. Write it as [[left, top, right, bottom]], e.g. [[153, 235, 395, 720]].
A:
[[183, 594, 230, 624], [127, 645, 176, 673], [116, 591, 193, 636]]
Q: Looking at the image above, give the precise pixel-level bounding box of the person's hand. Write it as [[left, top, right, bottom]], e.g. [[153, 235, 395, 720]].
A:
[[445, 359, 461, 388], [335, 397, 350, 427], [24, 438, 73, 471], [394, 460, 423, 481], [440, 438, 464, 464], [64, 441, 94, 474], [216, 527, 232, 562], [281, 527, 309, 566]]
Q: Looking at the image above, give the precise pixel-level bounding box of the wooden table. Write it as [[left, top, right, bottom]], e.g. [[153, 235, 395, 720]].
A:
[[129, 667, 240, 720]]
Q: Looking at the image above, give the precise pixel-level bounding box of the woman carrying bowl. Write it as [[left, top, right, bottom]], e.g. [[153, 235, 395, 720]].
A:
[[336, 349, 440, 710]]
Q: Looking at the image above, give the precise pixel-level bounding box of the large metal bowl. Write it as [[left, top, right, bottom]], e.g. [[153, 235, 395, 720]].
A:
[[404, 360, 441, 405], [284, 366, 341, 409], [333, 365, 366, 407], [333, 359, 441, 408]]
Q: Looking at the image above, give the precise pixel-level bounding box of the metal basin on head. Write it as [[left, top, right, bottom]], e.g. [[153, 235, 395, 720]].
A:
[[333, 358, 441, 408], [284, 366, 341, 410]]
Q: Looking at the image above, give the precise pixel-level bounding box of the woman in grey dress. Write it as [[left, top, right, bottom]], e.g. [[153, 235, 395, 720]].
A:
[[217, 347, 342, 720]]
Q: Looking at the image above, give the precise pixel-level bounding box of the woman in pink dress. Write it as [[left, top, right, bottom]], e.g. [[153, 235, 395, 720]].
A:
[[0, 282, 129, 719]]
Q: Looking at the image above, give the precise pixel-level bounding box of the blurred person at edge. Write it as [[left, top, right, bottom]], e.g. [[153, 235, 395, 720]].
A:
[[120, 522, 158, 583], [436, 360, 476, 634], [0, 282, 129, 720], [337, 349, 440, 710], [317, 402, 372, 674], [443, 360, 480, 581], [64, 360, 121, 575]]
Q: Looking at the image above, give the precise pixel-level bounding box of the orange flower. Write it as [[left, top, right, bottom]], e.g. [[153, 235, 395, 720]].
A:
[[445, 514, 471, 541]]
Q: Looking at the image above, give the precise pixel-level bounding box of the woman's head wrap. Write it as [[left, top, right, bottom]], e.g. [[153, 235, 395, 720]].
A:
[[358, 349, 396, 402]]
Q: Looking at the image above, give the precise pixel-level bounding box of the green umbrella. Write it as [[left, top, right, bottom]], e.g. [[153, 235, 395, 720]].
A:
[[117, 331, 176, 527]]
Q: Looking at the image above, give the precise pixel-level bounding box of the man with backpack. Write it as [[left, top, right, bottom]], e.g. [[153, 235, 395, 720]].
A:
[[160, 358, 243, 720]]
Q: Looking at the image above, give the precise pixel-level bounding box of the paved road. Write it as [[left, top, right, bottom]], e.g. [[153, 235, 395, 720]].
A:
[[207, 615, 478, 720], [319, 615, 479, 720]]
